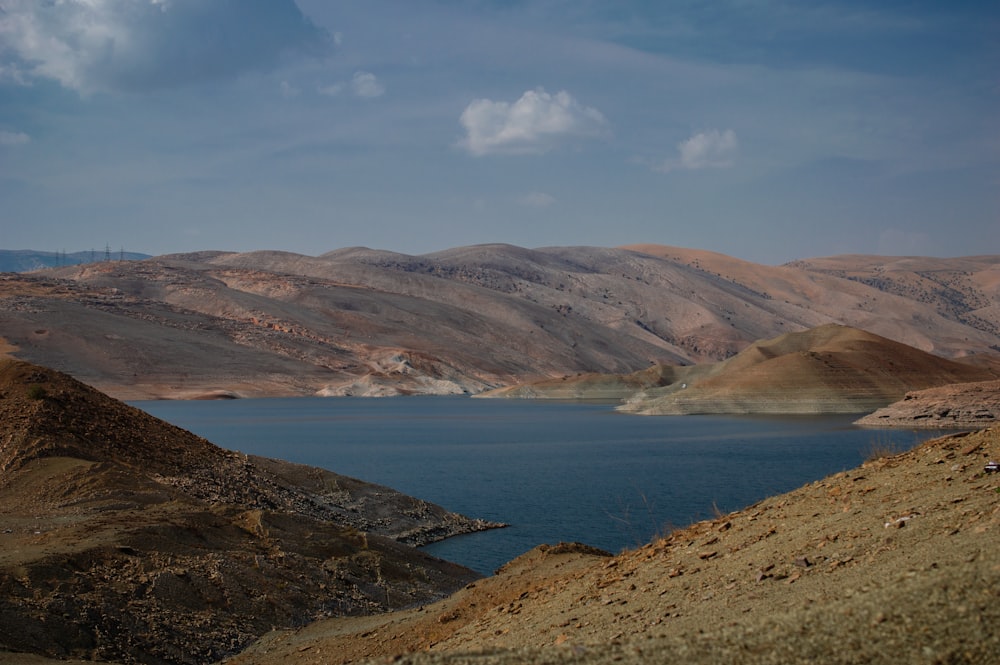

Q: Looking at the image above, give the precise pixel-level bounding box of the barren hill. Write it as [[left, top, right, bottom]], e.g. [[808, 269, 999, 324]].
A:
[[231, 426, 1000, 665], [487, 324, 999, 414], [0, 245, 998, 399], [0, 360, 495, 663]]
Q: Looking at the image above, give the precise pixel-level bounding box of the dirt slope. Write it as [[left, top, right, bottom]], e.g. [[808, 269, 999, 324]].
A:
[[0, 360, 495, 664], [488, 324, 998, 414], [621, 324, 998, 415], [1, 245, 998, 399], [231, 426, 1000, 665]]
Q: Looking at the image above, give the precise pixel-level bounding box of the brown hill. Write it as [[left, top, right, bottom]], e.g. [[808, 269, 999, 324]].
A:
[[0, 360, 495, 664], [1, 245, 998, 399], [487, 324, 998, 415], [856, 380, 1000, 429], [230, 426, 1000, 665]]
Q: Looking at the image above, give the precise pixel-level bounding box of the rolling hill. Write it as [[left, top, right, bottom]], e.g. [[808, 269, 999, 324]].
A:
[[0, 245, 997, 400], [617, 323, 999, 414]]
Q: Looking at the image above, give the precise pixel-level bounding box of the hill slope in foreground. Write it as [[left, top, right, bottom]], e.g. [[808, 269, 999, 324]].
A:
[[0, 360, 496, 664], [486, 324, 999, 415], [0, 245, 997, 399], [233, 425, 1000, 665]]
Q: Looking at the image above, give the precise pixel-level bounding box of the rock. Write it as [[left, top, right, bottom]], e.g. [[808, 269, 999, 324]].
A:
[[856, 380, 1000, 429]]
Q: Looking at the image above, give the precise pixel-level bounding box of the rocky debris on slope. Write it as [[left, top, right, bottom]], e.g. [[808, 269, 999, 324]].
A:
[[856, 379, 1000, 428], [0, 359, 498, 664], [233, 426, 1000, 665]]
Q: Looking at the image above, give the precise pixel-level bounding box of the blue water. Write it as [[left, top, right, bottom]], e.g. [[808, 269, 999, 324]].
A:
[[134, 397, 943, 575]]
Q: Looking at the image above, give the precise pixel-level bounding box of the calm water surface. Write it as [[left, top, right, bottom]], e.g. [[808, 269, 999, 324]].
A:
[[135, 397, 943, 575]]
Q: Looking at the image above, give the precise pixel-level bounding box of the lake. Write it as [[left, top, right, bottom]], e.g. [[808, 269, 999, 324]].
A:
[[135, 396, 946, 575]]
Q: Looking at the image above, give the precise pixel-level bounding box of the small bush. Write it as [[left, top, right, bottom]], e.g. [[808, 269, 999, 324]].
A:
[[864, 435, 906, 462], [26, 384, 48, 400]]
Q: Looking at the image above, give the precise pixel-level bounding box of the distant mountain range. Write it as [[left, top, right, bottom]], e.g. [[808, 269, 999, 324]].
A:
[[0, 249, 151, 272], [0, 244, 997, 402]]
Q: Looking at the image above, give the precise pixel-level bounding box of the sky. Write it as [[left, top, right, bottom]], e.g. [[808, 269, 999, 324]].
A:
[[0, 1, 997, 264]]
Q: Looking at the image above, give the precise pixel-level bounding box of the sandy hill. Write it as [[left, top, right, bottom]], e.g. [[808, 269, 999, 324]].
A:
[[230, 425, 1000, 665], [0, 245, 998, 399], [0, 360, 495, 664], [487, 324, 998, 415]]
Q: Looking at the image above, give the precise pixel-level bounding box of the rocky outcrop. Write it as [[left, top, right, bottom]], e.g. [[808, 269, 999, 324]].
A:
[[0, 359, 499, 664], [855, 379, 1000, 428]]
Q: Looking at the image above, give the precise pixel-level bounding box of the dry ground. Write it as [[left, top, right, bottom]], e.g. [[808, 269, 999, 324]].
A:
[[232, 426, 1000, 665], [3, 246, 998, 399]]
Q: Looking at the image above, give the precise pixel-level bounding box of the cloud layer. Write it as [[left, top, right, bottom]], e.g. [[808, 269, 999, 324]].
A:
[[0, 0, 326, 93], [458, 88, 608, 156]]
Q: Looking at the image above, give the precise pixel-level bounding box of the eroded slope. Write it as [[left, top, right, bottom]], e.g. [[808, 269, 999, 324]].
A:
[[0, 360, 493, 664]]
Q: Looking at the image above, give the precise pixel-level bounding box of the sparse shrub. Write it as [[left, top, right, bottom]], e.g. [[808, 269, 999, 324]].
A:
[[26, 384, 47, 400], [864, 435, 906, 462]]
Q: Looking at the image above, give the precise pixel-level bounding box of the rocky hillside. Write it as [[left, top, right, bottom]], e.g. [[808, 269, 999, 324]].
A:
[[487, 324, 999, 415], [0, 360, 497, 664], [0, 245, 997, 399], [856, 380, 1000, 429], [231, 425, 1000, 665]]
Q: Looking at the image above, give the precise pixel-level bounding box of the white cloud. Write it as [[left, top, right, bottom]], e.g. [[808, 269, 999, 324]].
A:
[[317, 83, 344, 97], [0, 130, 30, 146], [458, 87, 609, 156], [657, 129, 739, 172], [352, 71, 385, 98], [0, 0, 325, 94], [280, 80, 300, 98], [516, 192, 556, 208]]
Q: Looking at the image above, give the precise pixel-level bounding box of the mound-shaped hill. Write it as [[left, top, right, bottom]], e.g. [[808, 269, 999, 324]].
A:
[[0, 360, 495, 664], [487, 324, 998, 414], [230, 426, 1000, 665], [621, 324, 998, 415], [1, 245, 998, 399]]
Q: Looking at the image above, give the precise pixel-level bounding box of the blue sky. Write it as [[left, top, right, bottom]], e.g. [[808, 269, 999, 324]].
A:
[[0, 0, 997, 264]]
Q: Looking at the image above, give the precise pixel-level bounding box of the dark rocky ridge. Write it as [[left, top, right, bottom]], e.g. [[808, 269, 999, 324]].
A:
[[0, 359, 496, 664]]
